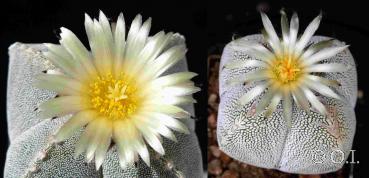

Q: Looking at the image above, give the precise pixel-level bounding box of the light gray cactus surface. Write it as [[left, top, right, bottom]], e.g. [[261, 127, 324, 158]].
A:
[[217, 35, 357, 174], [5, 37, 202, 177]]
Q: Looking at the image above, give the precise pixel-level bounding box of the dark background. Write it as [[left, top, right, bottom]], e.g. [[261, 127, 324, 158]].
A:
[[0, 0, 207, 176], [208, 0, 368, 177]]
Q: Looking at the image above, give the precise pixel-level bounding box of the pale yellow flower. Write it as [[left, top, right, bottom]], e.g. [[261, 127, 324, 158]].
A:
[[35, 11, 199, 170], [226, 10, 348, 126]]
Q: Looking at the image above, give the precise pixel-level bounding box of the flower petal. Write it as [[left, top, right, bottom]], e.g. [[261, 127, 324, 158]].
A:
[[134, 135, 151, 166], [260, 12, 282, 55], [34, 73, 84, 95], [283, 93, 292, 127], [305, 63, 347, 73], [133, 31, 166, 69], [150, 72, 197, 87], [295, 12, 322, 56], [85, 12, 114, 75], [291, 87, 310, 112], [300, 39, 334, 60], [142, 104, 191, 119], [303, 78, 341, 100], [125, 14, 142, 58], [134, 115, 178, 142], [226, 70, 268, 86], [98, 11, 114, 49], [157, 95, 196, 105], [288, 12, 299, 54], [261, 29, 269, 42], [74, 119, 98, 158], [59, 27, 97, 78], [224, 59, 267, 69], [147, 44, 187, 79], [94, 120, 112, 170], [84, 14, 103, 74], [302, 45, 349, 66], [306, 75, 340, 87], [254, 88, 276, 116], [133, 118, 165, 155], [150, 113, 190, 134], [84, 13, 95, 46], [113, 120, 137, 167], [264, 93, 282, 118], [43, 44, 79, 78], [302, 86, 327, 115], [91, 19, 113, 74], [85, 119, 107, 163], [154, 125, 178, 142], [147, 32, 174, 63], [113, 12, 126, 76], [230, 39, 274, 64], [161, 83, 200, 96], [54, 110, 96, 143], [280, 9, 290, 46], [44, 43, 73, 63], [239, 82, 268, 105], [125, 16, 151, 63], [114, 137, 129, 168], [39, 96, 88, 119]]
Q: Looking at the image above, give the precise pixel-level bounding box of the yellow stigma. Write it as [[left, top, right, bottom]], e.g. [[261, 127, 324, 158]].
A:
[[89, 73, 139, 120], [271, 56, 302, 85]]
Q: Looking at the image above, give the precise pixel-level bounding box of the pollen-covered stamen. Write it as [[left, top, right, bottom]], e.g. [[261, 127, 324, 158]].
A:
[[89, 74, 139, 120], [271, 56, 303, 84]]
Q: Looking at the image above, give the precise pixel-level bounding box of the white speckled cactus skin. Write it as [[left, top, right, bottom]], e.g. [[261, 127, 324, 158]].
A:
[[4, 34, 203, 177], [217, 34, 357, 174]]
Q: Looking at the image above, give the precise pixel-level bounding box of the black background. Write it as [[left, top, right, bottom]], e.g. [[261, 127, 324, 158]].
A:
[[208, 0, 368, 177], [0, 0, 206, 176]]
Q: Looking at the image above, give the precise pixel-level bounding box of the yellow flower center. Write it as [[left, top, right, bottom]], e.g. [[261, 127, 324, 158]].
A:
[[89, 73, 139, 120], [271, 56, 303, 85]]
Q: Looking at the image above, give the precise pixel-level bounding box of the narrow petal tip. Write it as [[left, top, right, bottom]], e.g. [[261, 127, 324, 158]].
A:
[[133, 14, 142, 22], [147, 17, 152, 23], [189, 72, 198, 78], [291, 12, 299, 23], [260, 11, 267, 17], [180, 126, 191, 135], [84, 13, 91, 20], [117, 12, 124, 21], [280, 8, 287, 15], [59, 27, 68, 33], [99, 10, 105, 16], [317, 11, 323, 20], [95, 158, 104, 170]]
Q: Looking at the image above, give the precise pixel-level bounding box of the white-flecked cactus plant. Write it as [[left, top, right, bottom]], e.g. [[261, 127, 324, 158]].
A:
[[217, 11, 357, 174], [4, 13, 202, 177]]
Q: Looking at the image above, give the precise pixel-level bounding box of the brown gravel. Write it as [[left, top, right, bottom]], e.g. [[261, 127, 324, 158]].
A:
[[209, 159, 223, 176], [221, 170, 239, 178]]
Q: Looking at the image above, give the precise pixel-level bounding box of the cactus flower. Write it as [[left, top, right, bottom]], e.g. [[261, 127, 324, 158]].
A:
[[35, 11, 199, 170], [225, 10, 348, 126]]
